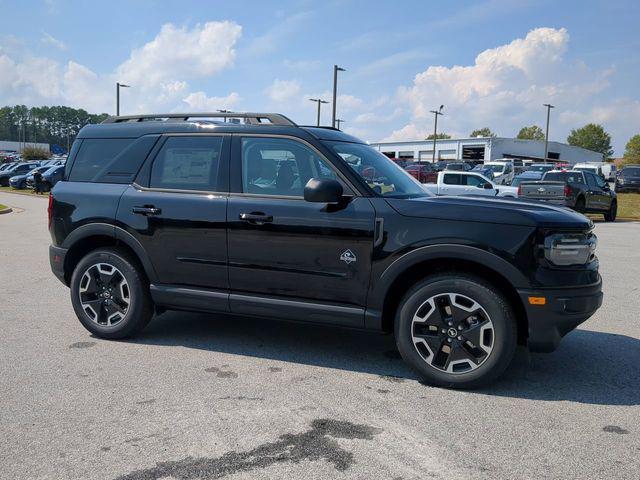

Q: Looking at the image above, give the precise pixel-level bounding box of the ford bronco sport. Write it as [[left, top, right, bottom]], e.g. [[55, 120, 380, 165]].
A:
[[48, 112, 603, 388]]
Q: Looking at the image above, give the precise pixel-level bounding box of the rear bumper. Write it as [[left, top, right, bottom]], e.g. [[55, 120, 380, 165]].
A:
[[49, 245, 68, 285], [518, 277, 603, 353]]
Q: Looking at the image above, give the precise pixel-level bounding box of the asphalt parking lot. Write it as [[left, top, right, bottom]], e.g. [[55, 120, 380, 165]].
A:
[[1, 191, 639, 480]]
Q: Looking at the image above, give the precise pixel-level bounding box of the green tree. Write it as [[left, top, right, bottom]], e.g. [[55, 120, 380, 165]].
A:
[[566, 123, 613, 158], [470, 127, 496, 138], [426, 133, 451, 140], [517, 125, 545, 141], [622, 134, 640, 166]]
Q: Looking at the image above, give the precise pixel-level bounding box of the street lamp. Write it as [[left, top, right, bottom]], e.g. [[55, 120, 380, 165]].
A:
[[309, 98, 329, 126], [429, 105, 445, 163], [331, 65, 346, 128], [543, 103, 555, 162], [335, 119, 345, 130], [116, 82, 130, 116]]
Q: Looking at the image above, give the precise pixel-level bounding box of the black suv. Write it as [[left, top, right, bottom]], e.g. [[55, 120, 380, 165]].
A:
[[48, 112, 603, 388]]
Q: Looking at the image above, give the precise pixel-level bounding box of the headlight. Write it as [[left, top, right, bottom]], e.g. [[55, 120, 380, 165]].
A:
[[543, 232, 597, 266]]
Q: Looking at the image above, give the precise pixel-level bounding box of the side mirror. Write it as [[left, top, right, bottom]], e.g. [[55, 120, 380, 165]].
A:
[[304, 178, 344, 203], [483, 182, 493, 189]]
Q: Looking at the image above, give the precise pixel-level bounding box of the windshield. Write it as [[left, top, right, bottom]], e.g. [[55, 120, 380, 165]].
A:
[[574, 166, 597, 174], [326, 142, 431, 198], [529, 164, 554, 172], [621, 167, 640, 176], [486, 164, 505, 173]]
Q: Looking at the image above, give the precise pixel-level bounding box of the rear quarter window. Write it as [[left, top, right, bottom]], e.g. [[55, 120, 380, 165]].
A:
[[67, 137, 156, 183]]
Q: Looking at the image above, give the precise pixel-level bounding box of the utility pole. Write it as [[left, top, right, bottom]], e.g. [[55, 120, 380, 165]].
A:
[[429, 105, 445, 163], [309, 98, 329, 126], [335, 119, 345, 130], [116, 82, 130, 116], [331, 65, 346, 128], [543, 103, 554, 162]]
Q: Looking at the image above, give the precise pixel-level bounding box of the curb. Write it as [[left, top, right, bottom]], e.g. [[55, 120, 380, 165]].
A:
[[0, 206, 12, 215]]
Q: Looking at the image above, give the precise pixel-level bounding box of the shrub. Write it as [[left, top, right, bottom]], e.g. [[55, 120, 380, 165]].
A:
[[21, 146, 51, 160]]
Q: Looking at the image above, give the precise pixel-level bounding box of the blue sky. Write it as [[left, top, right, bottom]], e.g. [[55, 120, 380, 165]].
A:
[[1, 0, 639, 153]]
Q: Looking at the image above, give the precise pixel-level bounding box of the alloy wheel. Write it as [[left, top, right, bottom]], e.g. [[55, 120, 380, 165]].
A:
[[78, 263, 130, 326], [411, 293, 494, 374]]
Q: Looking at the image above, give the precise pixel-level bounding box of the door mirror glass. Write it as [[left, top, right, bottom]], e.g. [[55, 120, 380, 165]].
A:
[[304, 178, 344, 203], [483, 182, 493, 189]]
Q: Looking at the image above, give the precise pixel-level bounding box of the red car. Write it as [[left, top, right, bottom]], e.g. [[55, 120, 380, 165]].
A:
[[404, 163, 437, 183]]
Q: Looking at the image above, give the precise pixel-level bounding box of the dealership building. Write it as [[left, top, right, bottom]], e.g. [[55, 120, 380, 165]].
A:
[[369, 137, 603, 164]]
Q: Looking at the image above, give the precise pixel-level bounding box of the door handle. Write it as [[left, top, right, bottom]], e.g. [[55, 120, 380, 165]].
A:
[[132, 206, 162, 216], [239, 212, 273, 225]]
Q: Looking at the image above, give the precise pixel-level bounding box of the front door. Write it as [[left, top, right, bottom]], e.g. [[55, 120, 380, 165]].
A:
[[118, 134, 229, 291], [227, 135, 375, 325]]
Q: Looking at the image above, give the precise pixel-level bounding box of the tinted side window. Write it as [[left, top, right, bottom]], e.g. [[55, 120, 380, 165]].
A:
[[150, 136, 223, 191], [585, 172, 597, 187], [68, 139, 133, 182], [443, 173, 461, 185], [464, 174, 485, 187]]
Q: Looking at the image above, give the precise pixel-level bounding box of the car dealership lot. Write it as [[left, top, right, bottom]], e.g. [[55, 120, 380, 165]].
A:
[[1, 191, 638, 480]]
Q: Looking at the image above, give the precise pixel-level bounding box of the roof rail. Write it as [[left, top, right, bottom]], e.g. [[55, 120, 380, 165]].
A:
[[101, 112, 297, 126]]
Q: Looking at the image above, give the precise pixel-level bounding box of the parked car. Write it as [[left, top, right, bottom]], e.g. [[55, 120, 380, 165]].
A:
[[433, 160, 451, 171], [483, 161, 515, 185], [26, 165, 65, 191], [615, 165, 640, 192], [528, 163, 556, 175], [404, 163, 437, 183], [423, 171, 518, 197], [573, 162, 606, 179], [510, 170, 545, 187], [0, 162, 18, 172], [389, 158, 411, 168], [470, 164, 495, 180], [444, 162, 472, 172], [518, 170, 617, 221], [9, 165, 51, 189], [49, 111, 603, 389], [0, 162, 41, 186]]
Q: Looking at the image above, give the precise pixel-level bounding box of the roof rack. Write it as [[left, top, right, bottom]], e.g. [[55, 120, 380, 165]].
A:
[[101, 112, 297, 126]]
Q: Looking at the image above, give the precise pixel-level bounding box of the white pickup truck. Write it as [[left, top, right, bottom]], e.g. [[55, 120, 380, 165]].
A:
[[423, 171, 519, 197]]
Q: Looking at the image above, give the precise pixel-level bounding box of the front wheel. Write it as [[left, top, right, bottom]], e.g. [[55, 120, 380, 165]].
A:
[[604, 201, 617, 222], [70, 247, 153, 339], [395, 273, 517, 389]]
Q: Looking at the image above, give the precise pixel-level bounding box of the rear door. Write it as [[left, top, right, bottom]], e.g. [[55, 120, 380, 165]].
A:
[[226, 135, 375, 325], [440, 173, 464, 195], [118, 134, 230, 293], [584, 172, 604, 210]]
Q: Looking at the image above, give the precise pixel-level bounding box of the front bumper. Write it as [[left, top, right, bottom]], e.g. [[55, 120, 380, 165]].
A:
[[615, 183, 640, 192], [518, 277, 603, 353], [49, 245, 69, 285]]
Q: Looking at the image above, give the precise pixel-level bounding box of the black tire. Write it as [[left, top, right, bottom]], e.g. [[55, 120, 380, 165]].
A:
[[604, 200, 617, 222], [70, 247, 153, 339], [574, 196, 586, 213], [0, 178, 8, 187], [394, 273, 517, 389]]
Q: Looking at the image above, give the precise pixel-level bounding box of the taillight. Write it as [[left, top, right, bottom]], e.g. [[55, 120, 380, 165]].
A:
[[564, 184, 571, 197], [517, 185, 522, 196], [47, 192, 53, 229]]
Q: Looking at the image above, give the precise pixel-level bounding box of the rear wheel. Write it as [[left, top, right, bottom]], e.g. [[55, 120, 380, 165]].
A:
[[70, 247, 153, 339], [604, 200, 617, 222], [395, 273, 517, 389], [574, 196, 586, 213]]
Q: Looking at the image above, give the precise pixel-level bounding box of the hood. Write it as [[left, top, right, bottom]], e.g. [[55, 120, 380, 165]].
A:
[[385, 195, 592, 230]]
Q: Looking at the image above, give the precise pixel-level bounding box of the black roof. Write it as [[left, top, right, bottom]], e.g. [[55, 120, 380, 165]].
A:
[[77, 112, 364, 144]]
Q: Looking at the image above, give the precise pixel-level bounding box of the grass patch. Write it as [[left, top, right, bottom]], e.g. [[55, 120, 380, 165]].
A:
[[0, 204, 7, 210], [0, 186, 43, 197], [617, 193, 640, 219]]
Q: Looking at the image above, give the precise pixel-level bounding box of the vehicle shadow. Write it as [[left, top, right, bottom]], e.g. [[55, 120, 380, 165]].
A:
[[128, 311, 640, 406]]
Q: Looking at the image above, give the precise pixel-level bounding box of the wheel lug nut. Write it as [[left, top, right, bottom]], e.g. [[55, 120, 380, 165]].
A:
[[441, 328, 446, 333], [458, 336, 463, 341], [447, 338, 452, 343], [448, 322, 453, 326]]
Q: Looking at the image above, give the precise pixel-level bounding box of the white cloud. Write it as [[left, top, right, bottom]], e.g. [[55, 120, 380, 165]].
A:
[[182, 91, 242, 111], [41, 32, 66, 50], [266, 79, 301, 103], [116, 21, 242, 87]]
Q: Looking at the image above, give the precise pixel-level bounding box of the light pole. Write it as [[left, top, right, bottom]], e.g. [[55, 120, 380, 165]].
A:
[[429, 105, 445, 163], [331, 65, 346, 128], [543, 103, 554, 162], [309, 98, 329, 126], [335, 119, 345, 130], [116, 82, 130, 116]]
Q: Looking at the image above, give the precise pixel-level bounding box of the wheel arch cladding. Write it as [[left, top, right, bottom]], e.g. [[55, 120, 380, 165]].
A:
[[62, 225, 157, 285], [378, 256, 528, 345]]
